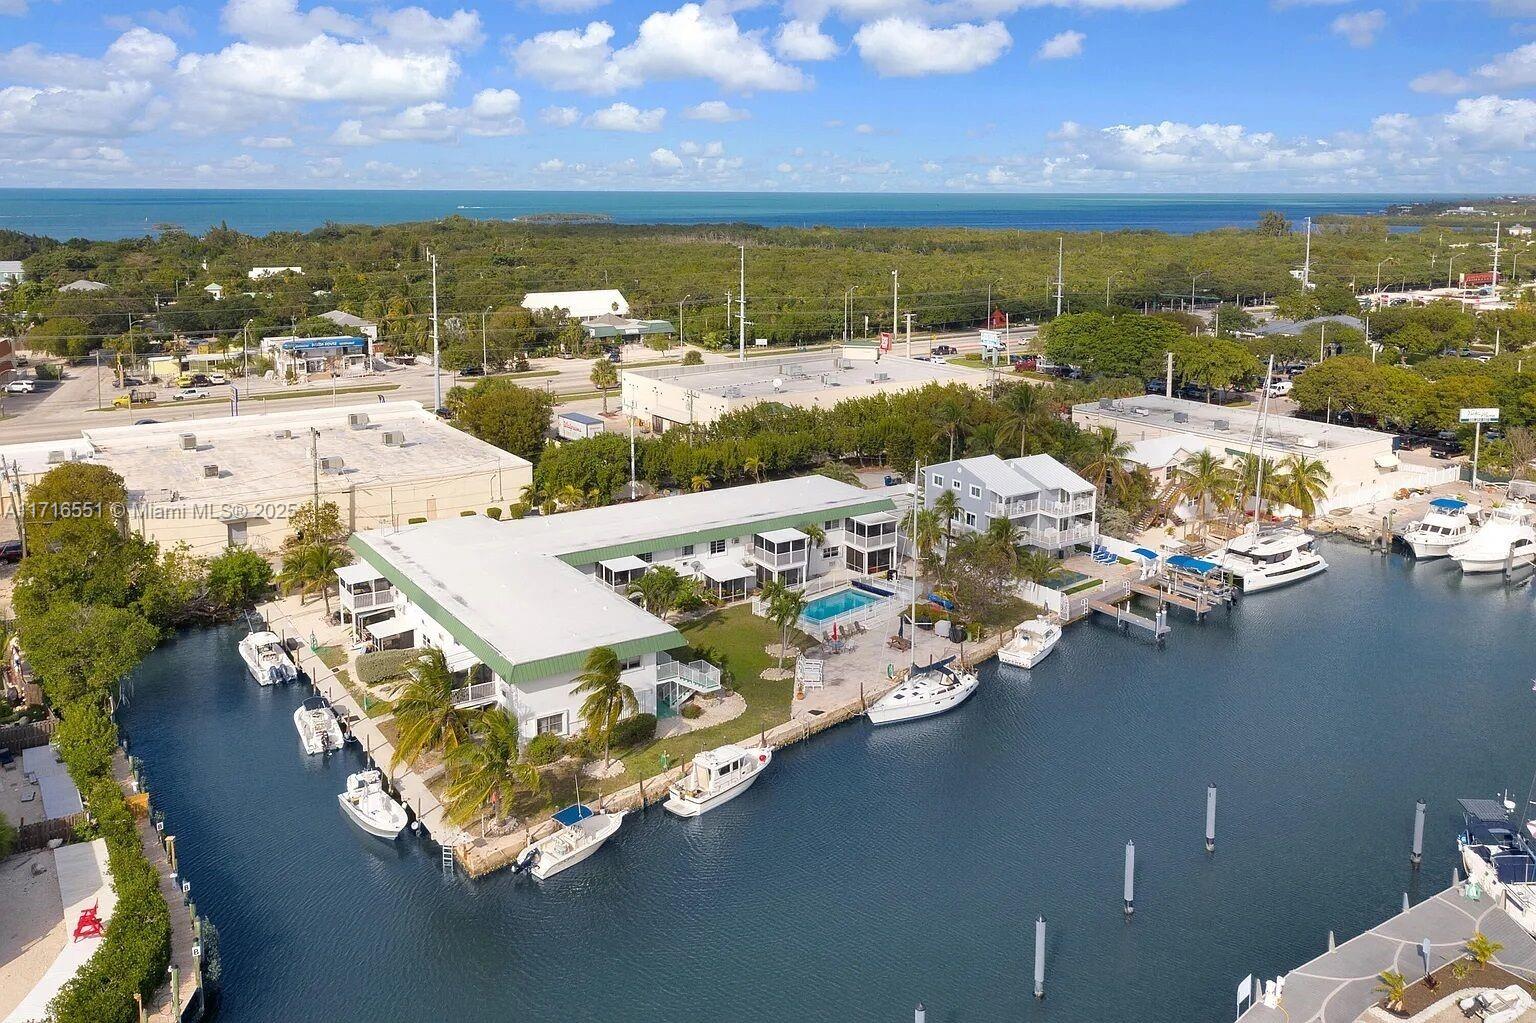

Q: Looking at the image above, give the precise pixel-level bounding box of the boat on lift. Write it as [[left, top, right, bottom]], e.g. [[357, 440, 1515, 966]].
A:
[[1449, 502, 1536, 574], [1401, 498, 1476, 559], [514, 804, 627, 879], [294, 696, 345, 755], [664, 744, 772, 817], [337, 770, 409, 839], [238, 630, 298, 685], [997, 618, 1061, 670]]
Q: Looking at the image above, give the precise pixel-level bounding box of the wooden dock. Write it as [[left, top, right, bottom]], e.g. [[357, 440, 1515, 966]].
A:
[[1087, 594, 1171, 642], [1129, 580, 1216, 618]]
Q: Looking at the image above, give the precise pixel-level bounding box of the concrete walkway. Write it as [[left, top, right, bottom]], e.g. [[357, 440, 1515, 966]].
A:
[[1241, 886, 1536, 1023]]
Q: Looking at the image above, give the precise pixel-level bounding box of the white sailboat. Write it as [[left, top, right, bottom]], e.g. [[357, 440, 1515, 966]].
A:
[[868, 461, 981, 725], [1450, 502, 1536, 573], [1213, 355, 1327, 592], [337, 770, 409, 839], [238, 630, 297, 686], [294, 696, 344, 755], [997, 618, 1061, 670], [1401, 497, 1476, 559], [514, 804, 627, 879], [664, 744, 772, 817]]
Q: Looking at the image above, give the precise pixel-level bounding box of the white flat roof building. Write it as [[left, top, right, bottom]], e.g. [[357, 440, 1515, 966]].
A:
[[522, 289, 629, 320], [0, 401, 531, 555], [622, 345, 985, 432]]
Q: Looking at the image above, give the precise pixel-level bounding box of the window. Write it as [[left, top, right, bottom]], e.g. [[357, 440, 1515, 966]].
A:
[[226, 520, 248, 547], [536, 712, 566, 736], [822, 546, 840, 559], [969, 485, 981, 499], [637, 551, 653, 563], [709, 539, 727, 555], [681, 544, 694, 556], [964, 512, 977, 527], [824, 519, 838, 531], [951, 478, 960, 489], [618, 655, 642, 671], [932, 473, 943, 488]]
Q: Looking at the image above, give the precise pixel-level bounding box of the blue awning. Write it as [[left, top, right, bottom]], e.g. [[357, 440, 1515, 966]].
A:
[[1430, 498, 1468, 510], [1167, 554, 1220, 575], [552, 803, 594, 827], [1132, 547, 1159, 560]]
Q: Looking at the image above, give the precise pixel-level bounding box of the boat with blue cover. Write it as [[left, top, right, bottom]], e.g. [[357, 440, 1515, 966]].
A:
[[1401, 497, 1475, 559], [514, 803, 627, 880]]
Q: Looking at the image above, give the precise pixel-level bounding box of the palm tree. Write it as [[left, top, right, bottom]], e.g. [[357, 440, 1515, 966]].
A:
[[1232, 452, 1281, 522], [1274, 453, 1333, 520], [1374, 970, 1407, 1013], [573, 646, 637, 772], [628, 565, 678, 615], [816, 461, 858, 486], [913, 508, 943, 575], [668, 574, 705, 618], [1078, 426, 1133, 497], [1466, 931, 1504, 968], [803, 522, 826, 548], [983, 516, 1020, 568], [1018, 550, 1065, 587], [589, 358, 618, 413], [554, 483, 586, 510], [444, 708, 541, 830], [390, 648, 471, 768], [995, 382, 1044, 458], [1173, 450, 1238, 536], [767, 586, 806, 670], [278, 542, 351, 616], [689, 475, 712, 493], [934, 488, 961, 541], [743, 455, 764, 483], [933, 399, 967, 461]]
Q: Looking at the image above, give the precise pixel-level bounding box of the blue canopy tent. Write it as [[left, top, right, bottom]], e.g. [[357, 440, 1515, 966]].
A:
[[1167, 554, 1221, 575], [1131, 547, 1159, 560]]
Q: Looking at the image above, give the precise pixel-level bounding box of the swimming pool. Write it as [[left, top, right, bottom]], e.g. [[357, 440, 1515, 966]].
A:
[[802, 586, 882, 623]]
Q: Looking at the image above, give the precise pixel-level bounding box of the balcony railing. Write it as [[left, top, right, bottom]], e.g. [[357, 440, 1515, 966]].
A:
[[450, 679, 502, 709], [989, 500, 1039, 518], [343, 588, 394, 611], [844, 530, 897, 552], [658, 656, 722, 694], [1039, 496, 1096, 516], [1022, 524, 1095, 549], [752, 546, 808, 569]]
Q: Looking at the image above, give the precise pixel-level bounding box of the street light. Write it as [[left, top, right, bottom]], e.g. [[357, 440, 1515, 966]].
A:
[[843, 286, 857, 343], [1447, 255, 1459, 289], [1106, 271, 1119, 309], [1376, 257, 1397, 292], [481, 305, 492, 376], [1190, 270, 1210, 313], [678, 294, 691, 347], [891, 269, 899, 334]]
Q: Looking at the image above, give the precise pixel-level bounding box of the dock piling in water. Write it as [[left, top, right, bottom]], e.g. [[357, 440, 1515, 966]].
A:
[[914, 1002, 926, 1023], [1328, 930, 1335, 951], [1411, 799, 1425, 868], [1402, 891, 1410, 913], [1034, 916, 1046, 999], [1205, 784, 1217, 853], [1124, 840, 1135, 916]]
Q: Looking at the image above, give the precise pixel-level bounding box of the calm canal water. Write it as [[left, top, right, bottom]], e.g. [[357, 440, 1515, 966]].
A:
[[119, 540, 1536, 1023]]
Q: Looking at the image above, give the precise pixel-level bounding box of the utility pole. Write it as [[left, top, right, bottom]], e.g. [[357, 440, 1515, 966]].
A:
[[891, 269, 899, 335], [738, 243, 746, 362], [1493, 221, 1503, 287], [1165, 350, 1173, 399], [2, 456, 27, 559], [843, 286, 856, 343], [481, 305, 492, 376], [678, 294, 690, 347], [905, 312, 913, 358], [1055, 238, 1064, 317], [1302, 216, 1312, 291], [429, 250, 441, 409], [309, 427, 321, 526]]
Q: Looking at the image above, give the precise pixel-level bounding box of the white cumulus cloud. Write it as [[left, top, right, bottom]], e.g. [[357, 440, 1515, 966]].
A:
[[685, 100, 750, 122], [774, 19, 840, 60], [1036, 29, 1084, 59], [540, 105, 581, 127], [1330, 9, 1384, 48], [584, 101, 665, 132], [853, 18, 1011, 77]]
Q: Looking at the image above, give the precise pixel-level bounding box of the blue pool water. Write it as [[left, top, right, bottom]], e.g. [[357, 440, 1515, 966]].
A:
[[117, 541, 1536, 1023], [802, 586, 882, 622]]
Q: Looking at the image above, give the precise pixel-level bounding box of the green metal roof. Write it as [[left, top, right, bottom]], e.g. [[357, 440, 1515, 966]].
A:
[[349, 535, 685, 684]]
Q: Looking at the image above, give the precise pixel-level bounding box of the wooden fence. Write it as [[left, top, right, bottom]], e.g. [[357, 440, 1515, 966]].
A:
[[15, 812, 85, 853], [0, 718, 56, 753]]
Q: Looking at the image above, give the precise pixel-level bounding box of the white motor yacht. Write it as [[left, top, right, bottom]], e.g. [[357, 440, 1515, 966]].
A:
[[1450, 502, 1536, 574], [1214, 528, 1328, 592], [664, 744, 772, 817], [1401, 498, 1476, 559], [294, 696, 345, 755], [238, 630, 298, 686], [337, 770, 409, 839], [514, 804, 627, 879], [867, 657, 981, 725], [997, 618, 1061, 670]]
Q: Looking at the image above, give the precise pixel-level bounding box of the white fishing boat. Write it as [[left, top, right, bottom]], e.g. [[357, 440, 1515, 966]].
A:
[[997, 618, 1061, 670], [1401, 498, 1476, 559], [867, 657, 981, 725], [1450, 502, 1536, 574], [294, 696, 344, 755], [1214, 527, 1329, 591], [514, 804, 627, 879], [664, 744, 772, 817], [238, 630, 297, 686], [337, 770, 408, 839]]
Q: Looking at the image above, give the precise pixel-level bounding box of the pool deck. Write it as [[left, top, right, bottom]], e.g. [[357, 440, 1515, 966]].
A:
[[1239, 885, 1536, 1023]]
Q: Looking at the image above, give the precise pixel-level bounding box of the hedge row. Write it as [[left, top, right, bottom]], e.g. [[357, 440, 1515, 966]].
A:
[[355, 647, 424, 687]]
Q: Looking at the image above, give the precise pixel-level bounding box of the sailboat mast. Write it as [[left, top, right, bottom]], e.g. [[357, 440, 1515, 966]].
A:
[[1251, 355, 1276, 537], [910, 459, 920, 672]]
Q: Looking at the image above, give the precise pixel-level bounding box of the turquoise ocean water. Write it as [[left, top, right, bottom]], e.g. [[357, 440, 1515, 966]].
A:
[[0, 189, 1438, 240]]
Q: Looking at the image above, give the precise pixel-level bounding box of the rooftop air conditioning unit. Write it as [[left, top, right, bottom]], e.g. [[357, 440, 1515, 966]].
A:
[[202, 464, 219, 478], [46, 450, 68, 464], [876, 373, 890, 382], [180, 433, 197, 450], [1098, 398, 1113, 409], [273, 429, 293, 440], [1296, 436, 1320, 449], [1214, 419, 1230, 431], [1173, 412, 1189, 423], [382, 430, 405, 447], [319, 456, 345, 473], [347, 413, 369, 430], [1132, 407, 1150, 418]]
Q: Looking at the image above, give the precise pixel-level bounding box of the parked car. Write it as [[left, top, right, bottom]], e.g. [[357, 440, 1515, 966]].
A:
[[207, 372, 228, 385], [459, 364, 484, 377], [434, 406, 454, 420], [0, 540, 22, 564], [133, 418, 161, 425], [932, 344, 957, 356], [3, 379, 36, 394], [1431, 440, 1465, 459], [1266, 379, 1293, 398], [171, 387, 209, 401], [1394, 433, 1429, 451]]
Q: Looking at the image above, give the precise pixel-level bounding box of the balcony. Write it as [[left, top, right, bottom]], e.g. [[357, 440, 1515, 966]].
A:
[[342, 587, 394, 612], [989, 499, 1039, 519], [1022, 523, 1095, 549], [752, 546, 808, 570], [1039, 496, 1096, 516], [657, 656, 722, 694], [844, 529, 897, 552], [450, 678, 503, 709]]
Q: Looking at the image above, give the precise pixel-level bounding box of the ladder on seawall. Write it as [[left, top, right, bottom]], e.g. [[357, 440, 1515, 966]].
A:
[[441, 845, 455, 874]]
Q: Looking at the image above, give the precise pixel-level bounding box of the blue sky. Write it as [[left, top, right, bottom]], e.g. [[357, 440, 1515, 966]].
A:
[[2, 0, 1536, 190]]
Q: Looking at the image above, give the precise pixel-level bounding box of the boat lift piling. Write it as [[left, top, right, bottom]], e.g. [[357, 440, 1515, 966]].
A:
[[1403, 892, 1411, 913], [1124, 840, 1136, 916], [1034, 916, 1046, 999], [914, 1003, 926, 1023], [1206, 784, 1218, 853], [1412, 799, 1425, 868]]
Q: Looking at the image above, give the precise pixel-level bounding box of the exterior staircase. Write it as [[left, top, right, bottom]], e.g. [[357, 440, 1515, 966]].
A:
[[1136, 478, 1183, 532]]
